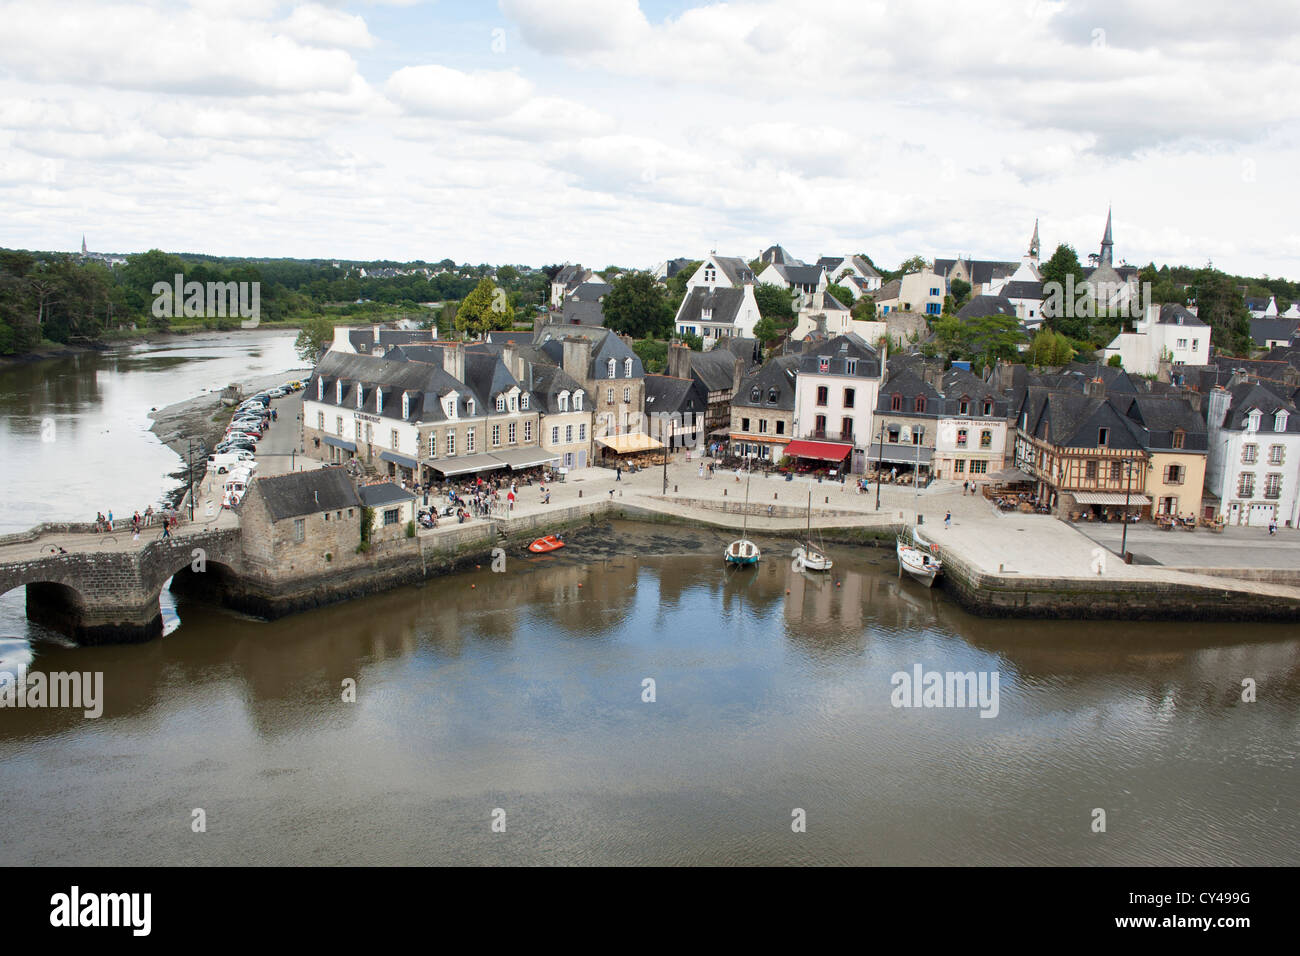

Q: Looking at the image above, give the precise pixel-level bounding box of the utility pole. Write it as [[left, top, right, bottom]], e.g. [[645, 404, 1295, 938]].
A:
[[1120, 456, 1134, 559], [187, 438, 196, 522], [875, 419, 885, 511]]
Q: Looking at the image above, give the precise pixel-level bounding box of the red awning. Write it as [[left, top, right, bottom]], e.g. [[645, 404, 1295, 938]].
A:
[[784, 439, 853, 462]]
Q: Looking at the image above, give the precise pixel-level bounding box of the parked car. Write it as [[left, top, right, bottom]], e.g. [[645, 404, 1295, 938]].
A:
[[208, 454, 257, 475], [266, 387, 288, 398], [217, 439, 256, 453]]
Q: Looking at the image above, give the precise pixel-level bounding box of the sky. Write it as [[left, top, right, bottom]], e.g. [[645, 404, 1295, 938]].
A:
[[0, 0, 1297, 278]]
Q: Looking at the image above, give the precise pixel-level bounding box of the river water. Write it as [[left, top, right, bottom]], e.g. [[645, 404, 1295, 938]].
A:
[[1, 338, 1297, 865]]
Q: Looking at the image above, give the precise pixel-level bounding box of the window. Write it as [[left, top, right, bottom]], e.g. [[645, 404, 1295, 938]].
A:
[[293, 518, 305, 542], [1110, 461, 1123, 481], [383, 508, 400, 526], [356, 385, 363, 410], [970, 460, 988, 474], [929, 287, 940, 296], [565, 424, 573, 443], [758, 419, 768, 434], [817, 386, 829, 407], [845, 388, 856, 409], [551, 426, 559, 444], [776, 421, 785, 435], [558, 391, 569, 412], [751, 387, 761, 402], [742, 417, 751, 432], [890, 393, 902, 411], [446, 431, 455, 456], [1242, 444, 1258, 464], [318, 378, 324, 401], [466, 400, 475, 417], [956, 429, 968, 447], [521, 394, 529, 411], [429, 434, 437, 458], [578, 424, 586, 441], [959, 398, 970, 415], [1238, 472, 1255, 497], [846, 360, 857, 375], [390, 429, 399, 450], [446, 400, 456, 418], [887, 425, 899, 443], [1172, 429, 1185, 449], [980, 430, 992, 449], [954, 459, 966, 473], [702, 308, 712, 321], [496, 396, 506, 412], [625, 358, 633, 377], [336, 380, 344, 404], [1176, 338, 1188, 349], [402, 393, 411, 419], [1164, 464, 1184, 484], [704, 267, 716, 283], [466, 428, 476, 452], [841, 418, 853, 440], [491, 424, 501, 446], [624, 387, 631, 403], [608, 359, 617, 379], [355, 421, 362, 441], [508, 423, 516, 444], [818, 357, 830, 373], [317, 411, 325, 430], [913, 395, 924, 413], [1269, 444, 1285, 465], [574, 391, 583, 411], [509, 394, 517, 412], [1192, 339, 1199, 351], [1265, 473, 1282, 499], [1276, 411, 1289, 432], [607, 388, 614, 404], [1247, 410, 1262, 432], [767, 388, 778, 404], [926, 302, 941, 315], [817, 415, 828, 434], [524, 421, 532, 442], [1097, 427, 1109, 446], [1085, 460, 1098, 479]]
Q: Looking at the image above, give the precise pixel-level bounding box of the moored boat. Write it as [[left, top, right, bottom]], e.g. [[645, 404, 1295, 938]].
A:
[[792, 488, 832, 571], [726, 539, 761, 565], [528, 535, 565, 553], [897, 530, 941, 587]]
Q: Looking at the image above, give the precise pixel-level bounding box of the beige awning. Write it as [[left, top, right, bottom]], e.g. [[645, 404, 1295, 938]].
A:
[[595, 433, 665, 454], [429, 453, 507, 477], [1070, 491, 1152, 506], [491, 446, 561, 470]]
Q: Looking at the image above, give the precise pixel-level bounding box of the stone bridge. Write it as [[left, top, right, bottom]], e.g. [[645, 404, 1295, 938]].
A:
[[0, 524, 246, 644]]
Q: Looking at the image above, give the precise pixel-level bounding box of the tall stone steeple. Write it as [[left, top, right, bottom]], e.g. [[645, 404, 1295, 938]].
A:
[[1028, 219, 1040, 262], [1099, 206, 1113, 268]]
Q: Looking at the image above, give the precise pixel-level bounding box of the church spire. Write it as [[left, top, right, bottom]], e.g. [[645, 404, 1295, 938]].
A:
[[1100, 206, 1113, 267], [81, 234, 87, 255], [1028, 218, 1040, 261]]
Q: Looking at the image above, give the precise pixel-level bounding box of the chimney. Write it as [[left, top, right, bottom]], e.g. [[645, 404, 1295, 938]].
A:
[[1207, 385, 1231, 431], [373, 325, 381, 343], [731, 352, 743, 396], [502, 344, 526, 382], [1086, 377, 1105, 399], [667, 343, 691, 380], [561, 337, 592, 383], [1185, 389, 1203, 414], [441, 342, 465, 383]]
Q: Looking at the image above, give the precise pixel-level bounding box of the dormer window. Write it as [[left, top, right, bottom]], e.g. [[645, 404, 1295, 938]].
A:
[[509, 394, 517, 412], [751, 387, 760, 402], [846, 360, 857, 375], [446, 399, 456, 419], [624, 358, 633, 377], [317, 378, 324, 401], [1098, 427, 1109, 446], [558, 390, 569, 412], [1172, 428, 1185, 449], [521, 394, 529, 411], [573, 391, 583, 411], [890, 393, 902, 411], [982, 400, 993, 416], [818, 357, 830, 373], [959, 397, 970, 415], [402, 392, 411, 419], [1247, 410, 1262, 433], [336, 380, 344, 404], [466, 399, 475, 417], [702, 308, 712, 321], [496, 395, 506, 412], [914, 396, 926, 413], [375, 388, 383, 414], [608, 359, 617, 379], [768, 388, 778, 403], [1275, 411, 1289, 432], [355, 384, 363, 410]]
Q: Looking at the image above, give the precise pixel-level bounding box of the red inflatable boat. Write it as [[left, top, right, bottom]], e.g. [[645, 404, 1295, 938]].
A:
[[528, 535, 565, 553]]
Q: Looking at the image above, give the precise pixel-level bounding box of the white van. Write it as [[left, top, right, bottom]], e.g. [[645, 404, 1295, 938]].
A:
[[208, 452, 255, 474], [222, 475, 248, 507]]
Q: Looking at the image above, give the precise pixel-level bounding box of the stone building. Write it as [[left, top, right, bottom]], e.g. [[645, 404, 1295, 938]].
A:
[[728, 355, 798, 461], [358, 481, 417, 541], [237, 469, 363, 573], [534, 324, 646, 441]]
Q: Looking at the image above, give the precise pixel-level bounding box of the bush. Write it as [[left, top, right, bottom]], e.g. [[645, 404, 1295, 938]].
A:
[[405, 520, 416, 538], [1107, 354, 1123, 368]]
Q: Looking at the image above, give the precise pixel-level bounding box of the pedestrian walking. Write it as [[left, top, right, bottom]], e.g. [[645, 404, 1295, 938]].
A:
[[161, 521, 171, 539], [106, 510, 114, 531], [616, 466, 622, 481], [944, 511, 951, 529], [963, 480, 969, 493], [698, 463, 704, 479], [144, 504, 154, 527], [1269, 518, 1277, 536], [507, 490, 515, 511]]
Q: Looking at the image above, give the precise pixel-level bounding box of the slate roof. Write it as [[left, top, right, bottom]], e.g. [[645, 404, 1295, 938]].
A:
[[687, 348, 740, 392], [677, 286, 747, 326], [819, 255, 881, 279], [644, 374, 706, 417], [768, 263, 825, 287], [358, 482, 416, 508], [484, 330, 532, 345], [873, 279, 902, 301], [568, 280, 611, 302], [533, 324, 644, 380], [1250, 318, 1300, 346], [1113, 395, 1209, 451], [934, 258, 1019, 286], [559, 298, 606, 326], [958, 295, 1017, 319], [798, 333, 882, 378], [1154, 303, 1206, 326], [733, 355, 799, 411], [513, 359, 587, 415], [554, 264, 588, 288], [716, 336, 762, 369], [346, 328, 436, 354], [250, 468, 360, 521], [1001, 280, 1044, 300], [761, 244, 801, 266], [1022, 387, 1145, 450], [876, 368, 942, 416], [307, 350, 476, 424], [1221, 382, 1300, 432], [713, 256, 755, 286]]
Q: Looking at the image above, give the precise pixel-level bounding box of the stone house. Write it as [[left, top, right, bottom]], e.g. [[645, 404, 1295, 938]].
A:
[[237, 469, 363, 574], [534, 324, 646, 440], [729, 355, 799, 462], [358, 481, 417, 541]]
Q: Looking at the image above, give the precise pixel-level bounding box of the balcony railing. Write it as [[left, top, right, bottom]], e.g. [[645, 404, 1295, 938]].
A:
[[811, 430, 854, 443]]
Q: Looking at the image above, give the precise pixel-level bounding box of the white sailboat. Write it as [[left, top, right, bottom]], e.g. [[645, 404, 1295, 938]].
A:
[[725, 459, 761, 566], [791, 487, 832, 572], [896, 433, 941, 586]]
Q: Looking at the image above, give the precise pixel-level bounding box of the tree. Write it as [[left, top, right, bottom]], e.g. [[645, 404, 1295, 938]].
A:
[[1107, 354, 1123, 368], [826, 282, 854, 305], [1027, 328, 1075, 367], [632, 338, 667, 374], [294, 315, 333, 362], [1039, 243, 1089, 338], [1190, 268, 1252, 354], [681, 332, 703, 351], [753, 282, 798, 320], [752, 316, 784, 348], [602, 271, 672, 338], [950, 278, 971, 310], [455, 277, 511, 336], [851, 295, 876, 320], [896, 255, 929, 276]]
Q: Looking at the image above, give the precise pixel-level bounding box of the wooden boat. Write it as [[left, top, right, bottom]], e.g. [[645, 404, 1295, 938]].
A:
[[897, 528, 941, 587], [725, 461, 761, 566], [791, 488, 832, 571], [528, 535, 565, 553]]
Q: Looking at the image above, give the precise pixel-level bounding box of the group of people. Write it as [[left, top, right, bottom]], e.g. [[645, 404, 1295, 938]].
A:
[[93, 505, 179, 538]]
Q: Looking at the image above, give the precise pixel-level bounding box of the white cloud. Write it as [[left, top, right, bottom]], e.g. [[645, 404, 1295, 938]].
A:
[[386, 64, 534, 119], [280, 3, 377, 49]]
